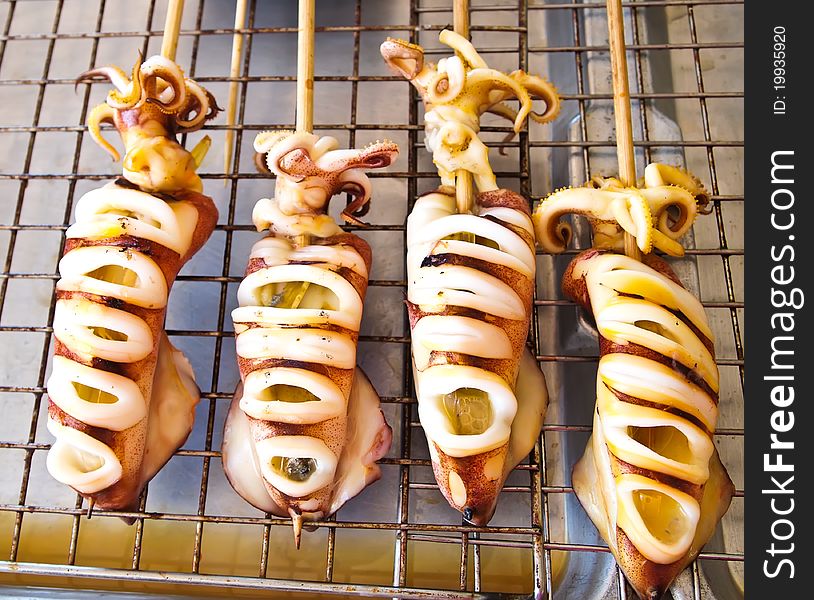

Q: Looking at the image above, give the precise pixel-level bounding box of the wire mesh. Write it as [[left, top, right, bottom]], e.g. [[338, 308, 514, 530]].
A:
[[0, 0, 743, 598]]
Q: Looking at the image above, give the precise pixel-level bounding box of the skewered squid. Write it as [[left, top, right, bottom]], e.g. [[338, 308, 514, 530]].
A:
[[381, 31, 557, 525], [222, 130, 397, 543], [46, 54, 220, 512], [381, 30, 560, 191], [532, 167, 734, 600], [534, 163, 710, 257]]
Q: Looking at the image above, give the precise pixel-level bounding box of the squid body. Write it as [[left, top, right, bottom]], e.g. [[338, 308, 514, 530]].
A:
[[382, 30, 559, 525], [46, 55, 219, 512], [532, 166, 734, 599], [222, 130, 397, 540]]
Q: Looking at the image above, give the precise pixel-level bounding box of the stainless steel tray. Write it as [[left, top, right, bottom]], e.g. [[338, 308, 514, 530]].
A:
[[0, 0, 744, 598]]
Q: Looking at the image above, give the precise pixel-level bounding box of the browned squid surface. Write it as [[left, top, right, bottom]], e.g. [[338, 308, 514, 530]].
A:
[[532, 164, 733, 599], [45, 54, 219, 513], [222, 131, 397, 542], [382, 31, 556, 525]]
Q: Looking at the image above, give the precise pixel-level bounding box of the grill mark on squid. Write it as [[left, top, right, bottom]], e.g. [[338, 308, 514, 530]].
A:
[[245, 241, 370, 300], [606, 384, 712, 437], [48, 401, 120, 448], [418, 253, 531, 298], [613, 453, 703, 498], [598, 337, 718, 403], [614, 291, 715, 356]]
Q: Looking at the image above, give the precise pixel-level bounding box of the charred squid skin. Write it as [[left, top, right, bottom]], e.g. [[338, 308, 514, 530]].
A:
[[566, 249, 735, 600], [45, 55, 219, 515]]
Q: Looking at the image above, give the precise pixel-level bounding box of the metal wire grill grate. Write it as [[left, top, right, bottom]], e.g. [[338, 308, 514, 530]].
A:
[[0, 0, 743, 598]]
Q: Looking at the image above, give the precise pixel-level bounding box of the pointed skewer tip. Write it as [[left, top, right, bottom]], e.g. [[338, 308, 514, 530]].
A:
[[289, 507, 304, 549]]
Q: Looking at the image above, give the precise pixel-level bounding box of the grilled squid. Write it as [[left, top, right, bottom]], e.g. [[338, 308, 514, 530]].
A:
[[407, 187, 548, 525], [532, 169, 734, 600], [382, 31, 557, 525], [46, 55, 220, 511], [221, 130, 397, 542], [534, 163, 709, 258], [381, 30, 560, 191]]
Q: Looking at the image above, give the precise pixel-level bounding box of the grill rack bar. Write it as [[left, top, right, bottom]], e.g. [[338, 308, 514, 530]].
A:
[[0, 0, 744, 598]]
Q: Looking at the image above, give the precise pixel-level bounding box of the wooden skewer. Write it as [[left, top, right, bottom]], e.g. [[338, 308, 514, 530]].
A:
[[296, 0, 316, 134], [160, 0, 185, 61], [453, 0, 470, 38], [292, 0, 316, 252], [606, 0, 641, 261], [289, 507, 304, 550], [453, 0, 475, 216], [224, 0, 249, 183]]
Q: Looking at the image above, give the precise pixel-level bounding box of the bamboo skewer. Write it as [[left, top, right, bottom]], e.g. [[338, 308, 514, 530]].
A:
[[296, 0, 316, 134], [452, 0, 475, 216], [293, 0, 316, 257], [606, 0, 641, 261], [147, 0, 185, 98], [160, 0, 185, 61], [224, 0, 249, 183], [290, 0, 317, 546], [159, 2, 214, 177], [453, 0, 470, 41]]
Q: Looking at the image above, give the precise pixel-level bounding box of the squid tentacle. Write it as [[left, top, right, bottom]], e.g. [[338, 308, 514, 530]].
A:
[[639, 184, 698, 239], [381, 31, 562, 196], [464, 68, 535, 132], [533, 164, 709, 258], [80, 54, 219, 194], [337, 174, 372, 225], [76, 65, 132, 94], [86, 103, 120, 162], [175, 79, 211, 130], [82, 54, 219, 162], [106, 54, 145, 110], [510, 71, 561, 124], [534, 186, 656, 255], [644, 162, 710, 213], [427, 56, 467, 105], [486, 103, 520, 156], [140, 56, 187, 113], [438, 28, 488, 69], [486, 101, 518, 125], [256, 130, 309, 181], [255, 131, 398, 219], [480, 73, 560, 156]]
